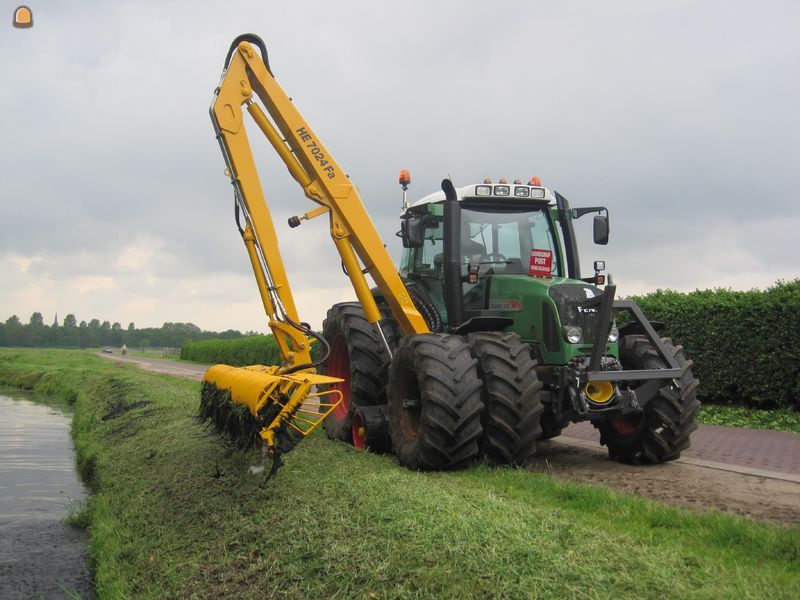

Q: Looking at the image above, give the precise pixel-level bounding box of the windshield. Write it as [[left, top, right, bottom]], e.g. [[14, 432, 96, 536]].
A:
[[459, 204, 561, 277]]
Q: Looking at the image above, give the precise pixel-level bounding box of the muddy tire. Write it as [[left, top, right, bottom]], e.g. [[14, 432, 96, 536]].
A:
[[597, 335, 700, 464], [352, 404, 392, 453], [388, 333, 484, 470], [539, 420, 565, 441], [321, 303, 394, 443], [468, 332, 544, 465]]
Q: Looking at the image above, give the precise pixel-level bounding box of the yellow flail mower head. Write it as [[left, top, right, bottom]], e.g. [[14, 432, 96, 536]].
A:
[[199, 364, 343, 480]]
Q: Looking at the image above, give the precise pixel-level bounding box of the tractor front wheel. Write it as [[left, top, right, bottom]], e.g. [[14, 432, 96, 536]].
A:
[[388, 334, 484, 470], [597, 335, 700, 464]]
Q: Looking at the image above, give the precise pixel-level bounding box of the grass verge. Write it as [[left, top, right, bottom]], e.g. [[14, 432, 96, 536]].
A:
[[0, 348, 798, 599], [697, 404, 800, 435]]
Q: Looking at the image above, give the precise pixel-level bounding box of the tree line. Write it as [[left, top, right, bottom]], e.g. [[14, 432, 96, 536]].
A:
[[0, 312, 251, 349]]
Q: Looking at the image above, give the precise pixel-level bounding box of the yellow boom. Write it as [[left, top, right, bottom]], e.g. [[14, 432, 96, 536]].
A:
[[201, 34, 429, 470]]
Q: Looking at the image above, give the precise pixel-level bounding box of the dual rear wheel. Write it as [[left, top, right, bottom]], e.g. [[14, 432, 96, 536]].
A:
[[321, 304, 545, 470]]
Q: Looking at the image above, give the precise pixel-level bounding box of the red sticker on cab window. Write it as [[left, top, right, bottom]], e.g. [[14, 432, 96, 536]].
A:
[[528, 249, 552, 277]]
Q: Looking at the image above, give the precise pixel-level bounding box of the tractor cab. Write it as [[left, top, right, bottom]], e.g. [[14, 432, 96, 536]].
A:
[[397, 178, 616, 366]]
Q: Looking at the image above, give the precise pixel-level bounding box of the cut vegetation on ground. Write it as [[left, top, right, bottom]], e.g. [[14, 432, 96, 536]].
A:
[[0, 349, 798, 599]]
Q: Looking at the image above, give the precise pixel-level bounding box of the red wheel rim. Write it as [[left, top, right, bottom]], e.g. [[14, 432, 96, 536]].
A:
[[610, 416, 639, 435], [352, 411, 366, 449], [326, 335, 351, 420]]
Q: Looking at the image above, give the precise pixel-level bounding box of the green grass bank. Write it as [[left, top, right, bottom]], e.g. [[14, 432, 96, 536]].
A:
[[0, 349, 798, 599]]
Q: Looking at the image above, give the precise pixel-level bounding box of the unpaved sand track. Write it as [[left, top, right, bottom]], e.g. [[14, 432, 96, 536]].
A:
[[534, 438, 800, 526]]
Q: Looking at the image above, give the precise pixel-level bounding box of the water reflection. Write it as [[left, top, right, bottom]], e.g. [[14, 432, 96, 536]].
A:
[[0, 388, 93, 598]]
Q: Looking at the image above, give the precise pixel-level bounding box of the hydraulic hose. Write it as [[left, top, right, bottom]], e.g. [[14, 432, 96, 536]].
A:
[[282, 317, 331, 375], [405, 280, 444, 333], [234, 201, 245, 236], [223, 33, 272, 75]]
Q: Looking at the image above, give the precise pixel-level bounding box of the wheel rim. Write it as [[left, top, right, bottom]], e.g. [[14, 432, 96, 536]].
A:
[[400, 401, 420, 441], [610, 415, 640, 435], [394, 358, 422, 442], [352, 411, 366, 449], [326, 335, 350, 421], [398, 374, 421, 442]]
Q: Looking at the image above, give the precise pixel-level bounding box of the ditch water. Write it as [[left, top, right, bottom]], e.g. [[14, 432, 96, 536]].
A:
[[0, 388, 93, 598]]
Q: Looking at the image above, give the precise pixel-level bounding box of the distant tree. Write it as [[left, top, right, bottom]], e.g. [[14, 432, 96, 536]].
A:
[[85, 319, 101, 346], [0, 312, 247, 348], [3, 315, 24, 346], [59, 315, 79, 346], [78, 321, 88, 346], [219, 329, 245, 340], [27, 312, 47, 346], [109, 322, 123, 345]]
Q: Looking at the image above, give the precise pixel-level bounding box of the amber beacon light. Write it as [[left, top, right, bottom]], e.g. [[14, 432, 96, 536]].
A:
[[13, 6, 33, 28]]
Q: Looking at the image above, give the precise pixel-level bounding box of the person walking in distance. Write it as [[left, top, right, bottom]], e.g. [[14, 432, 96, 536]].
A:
[[121, 344, 127, 357]]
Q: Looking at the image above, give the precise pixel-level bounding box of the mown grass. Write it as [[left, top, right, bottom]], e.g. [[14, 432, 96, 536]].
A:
[[697, 404, 800, 435], [1, 348, 798, 599]]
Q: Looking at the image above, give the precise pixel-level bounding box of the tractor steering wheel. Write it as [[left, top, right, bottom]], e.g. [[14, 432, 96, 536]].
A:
[[484, 253, 508, 264]]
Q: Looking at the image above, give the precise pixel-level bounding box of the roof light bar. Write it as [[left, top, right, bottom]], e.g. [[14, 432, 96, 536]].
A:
[[514, 186, 530, 197]]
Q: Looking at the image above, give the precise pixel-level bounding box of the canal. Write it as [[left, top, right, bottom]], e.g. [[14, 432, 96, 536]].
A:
[[0, 388, 93, 598]]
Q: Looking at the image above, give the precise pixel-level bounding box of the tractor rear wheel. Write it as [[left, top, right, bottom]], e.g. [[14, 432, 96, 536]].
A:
[[388, 333, 484, 470], [597, 335, 700, 464], [468, 332, 544, 465], [321, 303, 394, 443]]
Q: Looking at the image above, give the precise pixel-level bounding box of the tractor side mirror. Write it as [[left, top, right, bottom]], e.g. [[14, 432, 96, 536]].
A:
[[401, 218, 425, 248], [593, 215, 609, 245]]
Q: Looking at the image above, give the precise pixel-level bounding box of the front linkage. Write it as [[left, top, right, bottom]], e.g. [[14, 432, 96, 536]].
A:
[[549, 285, 700, 463]]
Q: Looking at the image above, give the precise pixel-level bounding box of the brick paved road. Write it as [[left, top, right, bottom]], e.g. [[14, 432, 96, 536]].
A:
[[563, 421, 800, 477]]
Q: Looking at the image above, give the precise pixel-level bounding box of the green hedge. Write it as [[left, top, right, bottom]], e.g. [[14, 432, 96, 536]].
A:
[[180, 335, 281, 366], [631, 279, 800, 408]]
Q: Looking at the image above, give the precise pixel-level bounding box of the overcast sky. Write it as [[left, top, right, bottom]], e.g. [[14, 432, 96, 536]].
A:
[[1, 1, 798, 332]]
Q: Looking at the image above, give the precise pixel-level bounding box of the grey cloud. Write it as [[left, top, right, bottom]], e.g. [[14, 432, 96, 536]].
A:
[[1, 0, 798, 331]]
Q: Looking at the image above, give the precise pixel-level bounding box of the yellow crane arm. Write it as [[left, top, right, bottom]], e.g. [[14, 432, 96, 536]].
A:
[[210, 35, 429, 362]]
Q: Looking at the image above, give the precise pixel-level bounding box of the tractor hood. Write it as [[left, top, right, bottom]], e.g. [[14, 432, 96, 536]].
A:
[[464, 275, 615, 364]]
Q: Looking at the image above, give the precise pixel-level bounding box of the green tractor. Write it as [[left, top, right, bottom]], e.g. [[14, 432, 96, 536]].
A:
[[322, 176, 699, 468]]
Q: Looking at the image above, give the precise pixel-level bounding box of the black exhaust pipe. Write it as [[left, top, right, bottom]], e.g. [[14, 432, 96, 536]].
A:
[[442, 179, 465, 330]]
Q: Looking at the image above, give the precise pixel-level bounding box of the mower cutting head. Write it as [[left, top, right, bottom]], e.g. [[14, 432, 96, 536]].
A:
[[200, 364, 344, 473]]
